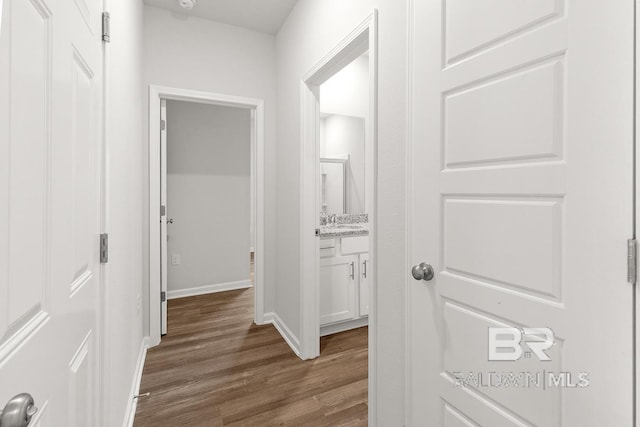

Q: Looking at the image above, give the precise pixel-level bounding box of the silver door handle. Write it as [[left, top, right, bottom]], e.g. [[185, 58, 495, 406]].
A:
[[0, 393, 38, 427], [166, 218, 173, 224], [411, 262, 434, 281], [350, 262, 355, 280]]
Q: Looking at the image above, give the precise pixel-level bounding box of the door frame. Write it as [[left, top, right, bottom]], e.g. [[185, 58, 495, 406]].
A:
[[148, 85, 266, 346], [617, 0, 639, 420], [299, 8, 378, 420]]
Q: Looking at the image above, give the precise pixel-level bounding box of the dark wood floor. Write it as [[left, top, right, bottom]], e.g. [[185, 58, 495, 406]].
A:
[[133, 287, 368, 426]]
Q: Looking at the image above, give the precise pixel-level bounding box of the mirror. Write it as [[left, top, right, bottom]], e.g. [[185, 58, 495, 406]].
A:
[[321, 158, 347, 215]]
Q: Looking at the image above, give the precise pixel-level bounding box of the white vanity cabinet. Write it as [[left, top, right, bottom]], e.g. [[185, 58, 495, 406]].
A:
[[319, 235, 369, 334], [359, 253, 369, 316], [319, 255, 357, 324]]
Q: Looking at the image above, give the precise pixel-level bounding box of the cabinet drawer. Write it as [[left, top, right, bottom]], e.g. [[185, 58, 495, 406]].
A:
[[320, 247, 336, 258], [340, 236, 369, 254], [320, 238, 336, 249]]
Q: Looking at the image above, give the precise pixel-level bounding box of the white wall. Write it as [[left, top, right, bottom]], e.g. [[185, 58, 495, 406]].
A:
[[106, 0, 145, 425], [320, 54, 369, 118], [166, 101, 251, 296], [275, 0, 408, 424], [142, 5, 278, 332], [320, 115, 366, 214]]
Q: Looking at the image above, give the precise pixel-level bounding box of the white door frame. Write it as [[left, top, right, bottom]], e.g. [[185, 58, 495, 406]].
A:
[[148, 85, 265, 346], [299, 8, 378, 420], [632, 0, 640, 416]]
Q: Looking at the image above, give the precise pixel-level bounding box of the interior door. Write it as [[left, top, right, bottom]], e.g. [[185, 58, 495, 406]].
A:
[[0, 0, 103, 424], [160, 99, 168, 335], [408, 0, 634, 425]]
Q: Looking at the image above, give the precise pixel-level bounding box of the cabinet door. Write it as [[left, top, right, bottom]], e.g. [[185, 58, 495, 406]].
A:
[[359, 253, 369, 316], [319, 255, 357, 325]]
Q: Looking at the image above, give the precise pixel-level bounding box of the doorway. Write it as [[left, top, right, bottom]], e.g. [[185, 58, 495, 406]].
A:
[[148, 86, 266, 345], [299, 11, 378, 417]]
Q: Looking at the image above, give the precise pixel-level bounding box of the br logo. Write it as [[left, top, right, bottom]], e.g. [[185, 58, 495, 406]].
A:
[[488, 327, 554, 361]]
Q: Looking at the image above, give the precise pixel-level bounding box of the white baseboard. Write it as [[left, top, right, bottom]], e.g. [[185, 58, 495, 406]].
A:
[[123, 337, 149, 427], [320, 316, 368, 337], [263, 312, 302, 358], [167, 280, 252, 300]]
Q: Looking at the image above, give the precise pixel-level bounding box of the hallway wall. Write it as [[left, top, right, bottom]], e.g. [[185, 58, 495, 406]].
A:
[[106, 0, 146, 425], [166, 101, 251, 297], [275, 0, 408, 424], [141, 5, 278, 333]]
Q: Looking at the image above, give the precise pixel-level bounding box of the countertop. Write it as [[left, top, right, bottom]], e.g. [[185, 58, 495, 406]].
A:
[[319, 223, 368, 238]]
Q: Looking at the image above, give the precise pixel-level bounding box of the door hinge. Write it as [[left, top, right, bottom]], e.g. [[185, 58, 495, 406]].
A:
[[160, 119, 166, 131], [160, 205, 166, 216], [315, 228, 320, 236], [161, 291, 166, 302], [628, 239, 637, 283], [102, 12, 111, 43], [100, 233, 109, 263]]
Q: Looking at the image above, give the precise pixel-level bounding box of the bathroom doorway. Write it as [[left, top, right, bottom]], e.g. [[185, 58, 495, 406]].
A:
[[148, 87, 266, 345], [299, 11, 378, 375], [317, 51, 371, 338]]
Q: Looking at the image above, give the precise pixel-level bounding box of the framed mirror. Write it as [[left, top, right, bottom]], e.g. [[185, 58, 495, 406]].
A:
[[320, 158, 348, 215]]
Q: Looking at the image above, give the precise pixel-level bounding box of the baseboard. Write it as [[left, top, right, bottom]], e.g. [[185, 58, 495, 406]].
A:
[[263, 312, 302, 358], [167, 280, 252, 300], [123, 337, 149, 427], [320, 316, 368, 337]]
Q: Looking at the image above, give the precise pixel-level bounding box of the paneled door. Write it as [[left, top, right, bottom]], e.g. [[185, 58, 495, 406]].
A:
[[0, 0, 103, 424], [408, 0, 634, 425]]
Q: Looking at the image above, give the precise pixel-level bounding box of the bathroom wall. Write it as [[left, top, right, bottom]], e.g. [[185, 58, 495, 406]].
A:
[[320, 54, 369, 118], [320, 115, 366, 214], [319, 53, 369, 214], [166, 101, 251, 297], [276, 0, 409, 423], [141, 5, 278, 331]]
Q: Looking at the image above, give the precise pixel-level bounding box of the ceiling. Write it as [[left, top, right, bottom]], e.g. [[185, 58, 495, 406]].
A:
[[143, 0, 299, 35]]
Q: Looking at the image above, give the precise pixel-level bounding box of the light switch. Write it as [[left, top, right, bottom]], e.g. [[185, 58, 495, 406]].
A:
[[171, 254, 181, 265]]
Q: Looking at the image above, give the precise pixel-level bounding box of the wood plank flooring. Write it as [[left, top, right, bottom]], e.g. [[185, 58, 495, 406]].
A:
[[133, 287, 368, 426]]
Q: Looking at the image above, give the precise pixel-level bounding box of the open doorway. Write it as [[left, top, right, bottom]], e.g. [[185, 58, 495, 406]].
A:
[[148, 87, 265, 345], [299, 10, 377, 397], [318, 51, 370, 338], [162, 99, 253, 327]]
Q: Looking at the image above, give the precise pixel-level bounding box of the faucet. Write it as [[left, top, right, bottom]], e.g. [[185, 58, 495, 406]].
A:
[[329, 214, 337, 225]]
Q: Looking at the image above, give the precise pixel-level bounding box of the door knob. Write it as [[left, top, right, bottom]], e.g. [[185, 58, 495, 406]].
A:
[[0, 393, 38, 427], [411, 262, 434, 281]]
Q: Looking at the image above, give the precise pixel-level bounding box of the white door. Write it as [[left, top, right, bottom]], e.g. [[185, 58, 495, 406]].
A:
[[320, 255, 357, 325], [160, 99, 168, 335], [408, 0, 634, 425], [0, 0, 103, 424]]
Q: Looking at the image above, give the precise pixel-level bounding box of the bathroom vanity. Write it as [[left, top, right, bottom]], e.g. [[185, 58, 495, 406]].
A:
[[319, 217, 369, 336]]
